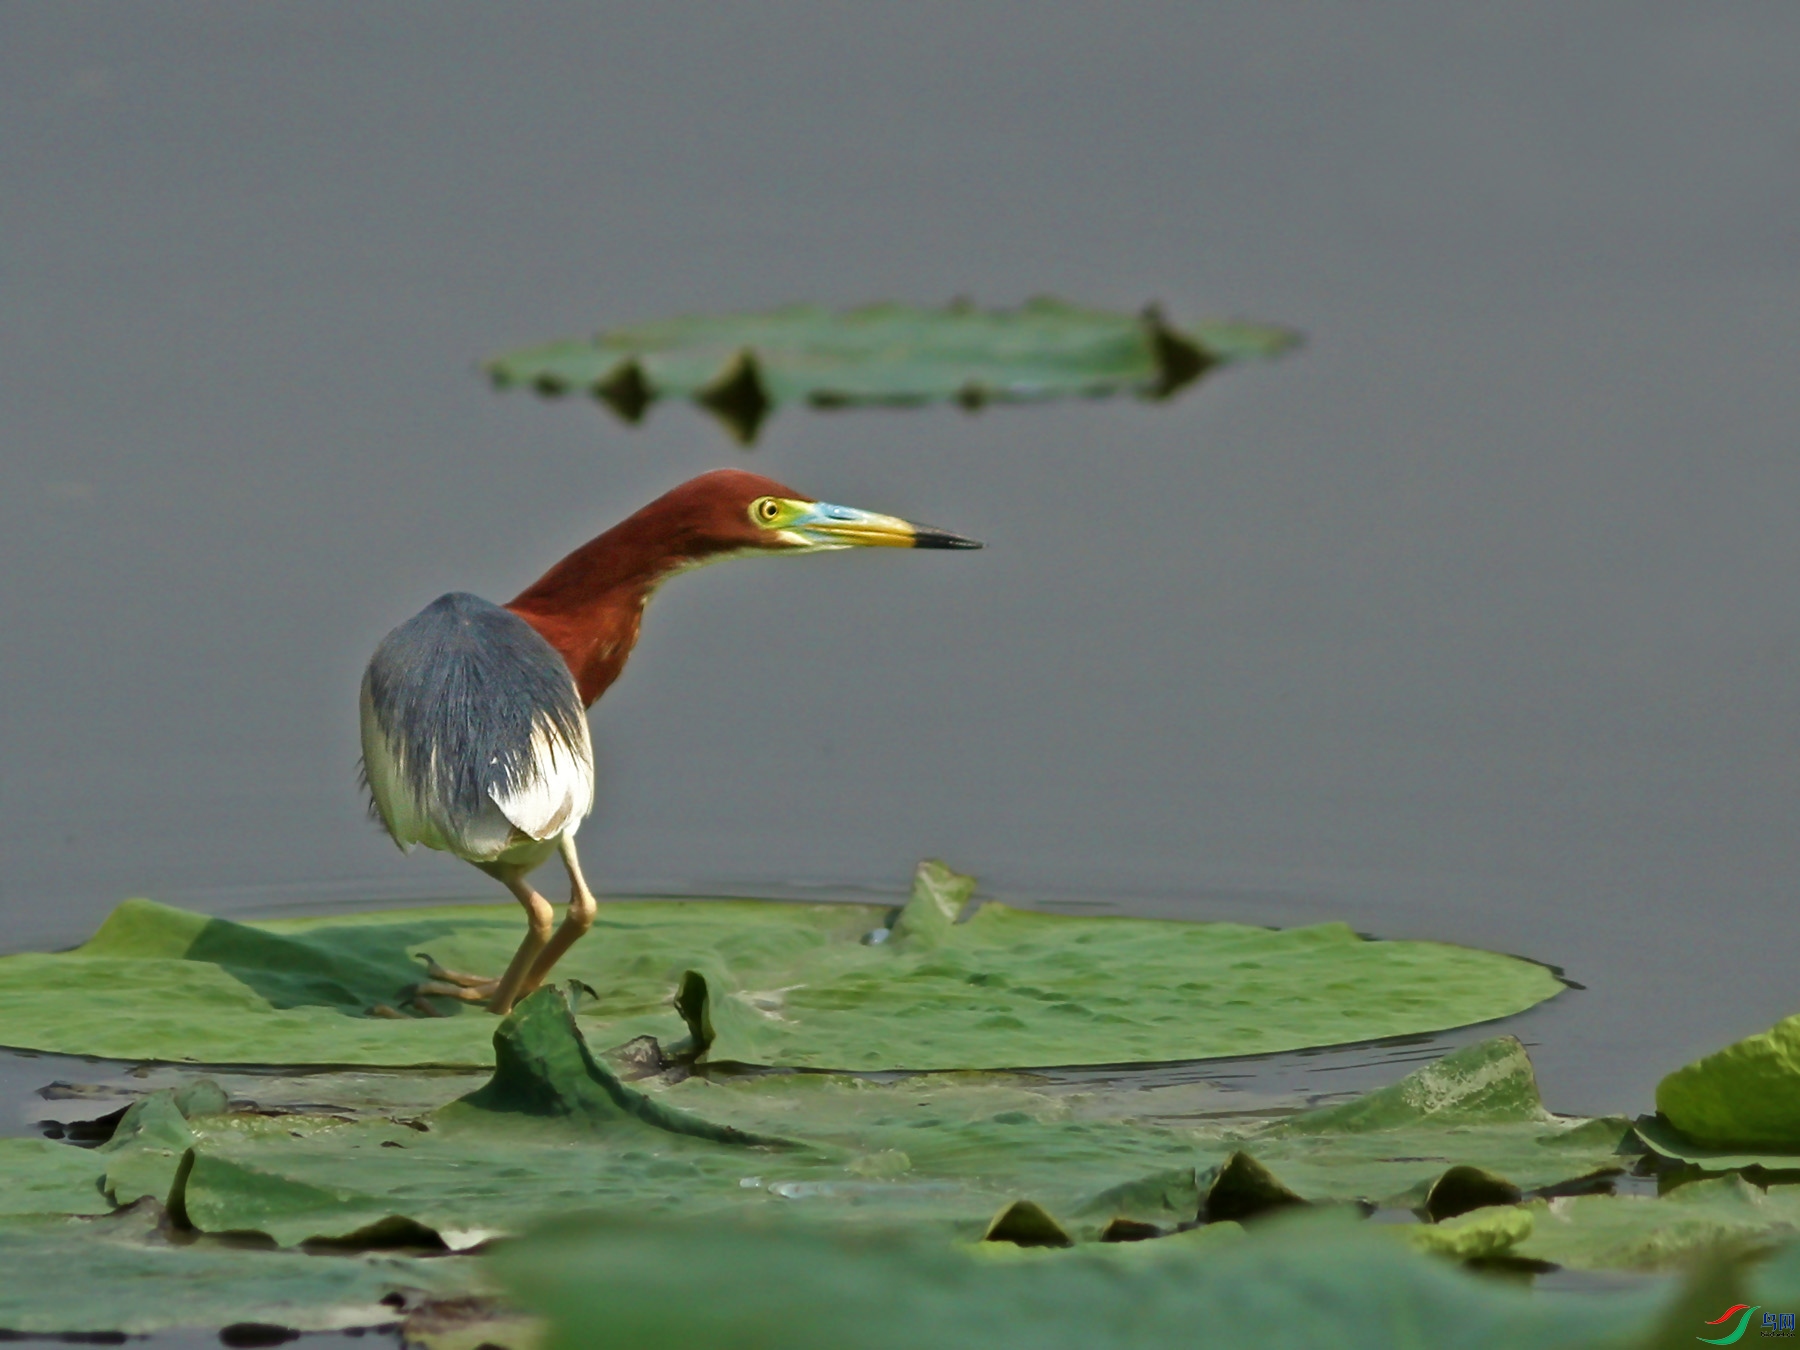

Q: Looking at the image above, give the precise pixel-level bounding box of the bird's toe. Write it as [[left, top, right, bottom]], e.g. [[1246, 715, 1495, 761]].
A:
[[411, 978, 498, 1002], [417, 954, 501, 990]]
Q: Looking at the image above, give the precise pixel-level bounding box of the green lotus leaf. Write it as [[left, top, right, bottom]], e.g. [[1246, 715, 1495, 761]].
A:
[[138, 1009, 1635, 1255], [887, 858, 972, 947], [1633, 1113, 1800, 1178], [1399, 1204, 1535, 1261], [34, 1061, 486, 1133], [1071, 1166, 1207, 1229], [439, 987, 787, 1147], [1657, 1014, 1800, 1150], [1272, 1036, 1551, 1134], [99, 1085, 208, 1206], [0, 1138, 111, 1217], [155, 995, 1215, 1247], [488, 1211, 1662, 1350], [1420, 1165, 1524, 1222], [966, 1218, 1249, 1264], [1237, 1130, 1629, 1217], [1516, 1175, 1800, 1272], [20, 1001, 1800, 1329], [1227, 1038, 1635, 1210], [0, 863, 1564, 1071], [654, 1036, 1633, 1228], [1196, 1151, 1310, 1224], [980, 1198, 1073, 1248], [0, 1207, 476, 1335], [486, 299, 1300, 443]]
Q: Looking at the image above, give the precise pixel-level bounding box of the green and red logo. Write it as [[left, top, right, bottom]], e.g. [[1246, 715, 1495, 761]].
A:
[[1698, 1305, 1759, 1344], [1697, 1304, 1798, 1342]]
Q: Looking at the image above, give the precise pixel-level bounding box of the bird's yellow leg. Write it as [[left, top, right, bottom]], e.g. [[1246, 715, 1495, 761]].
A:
[[514, 833, 598, 1000], [484, 864, 557, 1016]]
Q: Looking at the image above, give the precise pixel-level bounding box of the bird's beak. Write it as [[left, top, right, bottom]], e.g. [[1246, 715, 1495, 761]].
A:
[[787, 501, 983, 551]]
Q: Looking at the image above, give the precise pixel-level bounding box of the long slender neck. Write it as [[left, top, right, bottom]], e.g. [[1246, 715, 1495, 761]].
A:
[[505, 508, 704, 706]]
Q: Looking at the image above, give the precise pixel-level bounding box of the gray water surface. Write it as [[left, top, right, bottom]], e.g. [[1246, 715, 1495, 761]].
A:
[[4, 4, 1799, 1117]]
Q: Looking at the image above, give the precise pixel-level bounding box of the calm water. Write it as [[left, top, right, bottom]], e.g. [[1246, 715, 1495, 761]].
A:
[[4, 4, 1800, 1118]]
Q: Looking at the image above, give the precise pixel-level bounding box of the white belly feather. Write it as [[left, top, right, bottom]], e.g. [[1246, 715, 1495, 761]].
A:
[[359, 592, 596, 865]]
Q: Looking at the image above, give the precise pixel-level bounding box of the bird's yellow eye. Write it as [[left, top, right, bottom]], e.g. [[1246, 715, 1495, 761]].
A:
[[751, 497, 784, 526]]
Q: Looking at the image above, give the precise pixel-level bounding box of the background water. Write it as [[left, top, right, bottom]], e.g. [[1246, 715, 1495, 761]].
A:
[[4, 3, 1798, 1117]]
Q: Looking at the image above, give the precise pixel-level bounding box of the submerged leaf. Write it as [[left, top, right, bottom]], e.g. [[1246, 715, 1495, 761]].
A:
[[486, 299, 1301, 443]]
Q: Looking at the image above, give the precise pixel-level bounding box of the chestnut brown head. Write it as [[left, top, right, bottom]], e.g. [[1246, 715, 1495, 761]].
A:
[[628, 468, 982, 563]]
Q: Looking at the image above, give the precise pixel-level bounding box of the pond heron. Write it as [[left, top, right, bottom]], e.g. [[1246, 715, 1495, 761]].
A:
[[360, 469, 980, 1014]]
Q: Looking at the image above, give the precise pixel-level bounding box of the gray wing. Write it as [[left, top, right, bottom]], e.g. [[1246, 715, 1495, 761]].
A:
[[359, 592, 593, 861]]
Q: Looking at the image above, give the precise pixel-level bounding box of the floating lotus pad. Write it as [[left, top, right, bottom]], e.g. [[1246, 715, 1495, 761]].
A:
[[0, 864, 1563, 1070], [1515, 1176, 1800, 1272], [0, 1208, 472, 1336], [151, 992, 1223, 1247], [486, 299, 1300, 442], [0, 1138, 118, 1217], [491, 1212, 1664, 1350], [17, 1009, 1800, 1336], [1657, 1014, 1800, 1151], [123, 1006, 1635, 1251], [653, 1036, 1636, 1223], [1633, 1113, 1800, 1178]]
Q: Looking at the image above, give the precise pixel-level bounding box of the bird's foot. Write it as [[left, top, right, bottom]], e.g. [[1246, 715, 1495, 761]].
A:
[[416, 954, 500, 992], [393, 955, 501, 1010], [409, 978, 498, 1003], [366, 994, 456, 1019]]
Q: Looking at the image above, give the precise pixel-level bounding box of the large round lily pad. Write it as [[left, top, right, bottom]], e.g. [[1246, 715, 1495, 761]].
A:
[[0, 863, 1562, 1070]]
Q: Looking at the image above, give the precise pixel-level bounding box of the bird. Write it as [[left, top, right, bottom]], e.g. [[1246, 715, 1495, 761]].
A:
[[360, 468, 980, 1015]]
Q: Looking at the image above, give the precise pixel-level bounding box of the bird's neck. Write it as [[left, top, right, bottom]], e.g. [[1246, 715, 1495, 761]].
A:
[[505, 511, 702, 706]]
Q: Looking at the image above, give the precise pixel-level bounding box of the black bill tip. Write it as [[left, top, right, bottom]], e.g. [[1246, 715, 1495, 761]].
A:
[[912, 528, 984, 550]]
